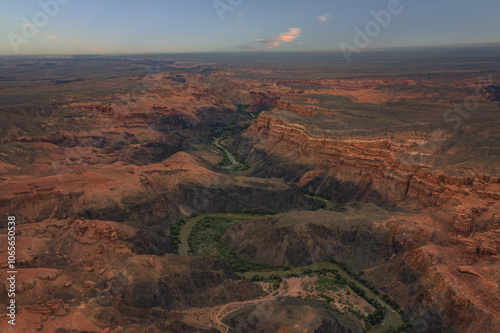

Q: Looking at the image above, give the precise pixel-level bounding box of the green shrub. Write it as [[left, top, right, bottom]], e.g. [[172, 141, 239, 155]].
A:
[[381, 323, 414, 333], [381, 294, 400, 311], [311, 199, 326, 211], [366, 306, 387, 326], [318, 293, 334, 302]]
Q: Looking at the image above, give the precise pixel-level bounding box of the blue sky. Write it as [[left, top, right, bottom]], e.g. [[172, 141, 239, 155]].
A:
[[1, 0, 499, 55]]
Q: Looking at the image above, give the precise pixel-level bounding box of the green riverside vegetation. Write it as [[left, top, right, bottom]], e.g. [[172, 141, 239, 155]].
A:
[[175, 212, 412, 332], [188, 216, 273, 272]]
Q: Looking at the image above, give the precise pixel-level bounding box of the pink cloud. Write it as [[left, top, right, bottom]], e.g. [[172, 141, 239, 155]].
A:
[[276, 27, 301, 42], [257, 27, 301, 49], [40, 31, 60, 40]]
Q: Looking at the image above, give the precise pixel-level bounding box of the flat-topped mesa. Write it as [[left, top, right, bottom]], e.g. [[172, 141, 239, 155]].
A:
[[273, 99, 325, 116], [275, 78, 419, 90], [246, 113, 500, 206]]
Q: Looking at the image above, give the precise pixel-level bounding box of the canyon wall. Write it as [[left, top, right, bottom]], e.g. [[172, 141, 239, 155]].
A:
[[239, 112, 499, 207]]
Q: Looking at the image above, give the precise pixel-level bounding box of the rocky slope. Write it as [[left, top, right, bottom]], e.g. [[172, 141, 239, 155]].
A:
[[223, 297, 364, 333], [0, 217, 260, 332], [221, 206, 500, 332], [223, 207, 404, 268], [0, 151, 306, 228]]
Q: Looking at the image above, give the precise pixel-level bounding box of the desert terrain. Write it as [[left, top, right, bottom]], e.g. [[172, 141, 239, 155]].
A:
[[1, 49, 499, 332]]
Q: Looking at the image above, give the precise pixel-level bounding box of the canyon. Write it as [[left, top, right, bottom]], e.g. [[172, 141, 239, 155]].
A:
[[0, 53, 499, 332]]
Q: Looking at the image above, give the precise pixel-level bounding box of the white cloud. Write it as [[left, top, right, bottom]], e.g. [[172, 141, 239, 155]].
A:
[[318, 13, 331, 23]]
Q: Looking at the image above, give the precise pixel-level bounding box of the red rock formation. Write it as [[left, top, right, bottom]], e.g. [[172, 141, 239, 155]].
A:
[[273, 99, 324, 116], [246, 112, 500, 206]]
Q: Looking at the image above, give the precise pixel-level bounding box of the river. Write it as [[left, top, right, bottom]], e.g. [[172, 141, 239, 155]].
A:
[[177, 212, 404, 332], [214, 137, 240, 168]]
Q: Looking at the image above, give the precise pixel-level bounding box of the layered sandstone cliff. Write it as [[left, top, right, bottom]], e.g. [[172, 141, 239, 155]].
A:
[[241, 112, 500, 207]]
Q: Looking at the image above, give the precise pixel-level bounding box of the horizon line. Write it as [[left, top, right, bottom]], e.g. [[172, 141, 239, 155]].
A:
[[1, 42, 499, 57]]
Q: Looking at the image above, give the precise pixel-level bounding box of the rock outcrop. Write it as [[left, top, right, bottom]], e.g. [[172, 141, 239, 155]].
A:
[[0, 151, 307, 228], [0, 217, 260, 331], [223, 297, 363, 333], [223, 208, 403, 269], [239, 112, 500, 207]]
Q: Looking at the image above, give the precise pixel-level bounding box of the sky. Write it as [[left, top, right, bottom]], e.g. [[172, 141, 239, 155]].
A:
[[0, 0, 499, 55]]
